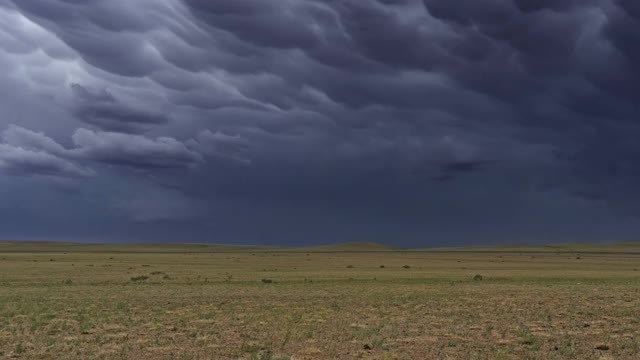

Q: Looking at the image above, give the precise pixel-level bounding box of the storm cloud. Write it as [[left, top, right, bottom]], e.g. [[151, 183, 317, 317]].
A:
[[1, 0, 639, 245]]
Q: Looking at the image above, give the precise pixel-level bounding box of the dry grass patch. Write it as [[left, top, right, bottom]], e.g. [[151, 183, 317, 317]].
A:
[[0, 250, 639, 358]]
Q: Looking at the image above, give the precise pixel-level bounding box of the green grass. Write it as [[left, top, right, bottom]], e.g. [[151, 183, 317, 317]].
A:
[[0, 241, 639, 359], [426, 240, 640, 254]]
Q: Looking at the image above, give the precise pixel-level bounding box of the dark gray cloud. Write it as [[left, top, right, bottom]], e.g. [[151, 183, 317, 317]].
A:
[[0, 0, 639, 245], [0, 125, 202, 175], [71, 128, 202, 169], [0, 125, 93, 178], [70, 84, 171, 134], [0, 143, 93, 178]]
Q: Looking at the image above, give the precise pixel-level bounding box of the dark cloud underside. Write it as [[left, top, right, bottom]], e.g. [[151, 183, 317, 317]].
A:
[[0, 0, 639, 245]]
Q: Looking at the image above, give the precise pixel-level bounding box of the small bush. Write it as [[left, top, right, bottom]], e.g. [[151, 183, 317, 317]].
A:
[[261, 278, 273, 284], [473, 274, 483, 281], [402, 265, 411, 269], [346, 265, 354, 268], [130, 275, 149, 282], [150, 271, 165, 275], [379, 265, 385, 268]]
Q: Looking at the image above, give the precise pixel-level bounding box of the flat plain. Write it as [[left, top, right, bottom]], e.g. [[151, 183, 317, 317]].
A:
[[0, 241, 639, 359]]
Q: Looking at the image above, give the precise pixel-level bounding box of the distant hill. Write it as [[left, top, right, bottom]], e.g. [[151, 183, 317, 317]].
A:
[[0, 240, 639, 254]]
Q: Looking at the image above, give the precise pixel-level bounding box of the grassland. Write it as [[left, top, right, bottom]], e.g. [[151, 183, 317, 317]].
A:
[[0, 241, 639, 359]]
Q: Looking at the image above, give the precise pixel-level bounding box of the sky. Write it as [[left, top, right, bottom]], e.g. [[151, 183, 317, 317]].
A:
[[1, 0, 640, 246]]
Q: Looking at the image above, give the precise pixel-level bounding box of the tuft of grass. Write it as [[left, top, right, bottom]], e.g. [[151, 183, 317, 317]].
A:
[[281, 330, 291, 349], [241, 342, 261, 353], [559, 345, 575, 356]]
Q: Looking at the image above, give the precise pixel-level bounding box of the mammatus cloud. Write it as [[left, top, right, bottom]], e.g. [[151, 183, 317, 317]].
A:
[[0, 0, 639, 244], [71, 128, 203, 169], [0, 125, 203, 177], [70, 84, 171, 134], [0, 143, 94, 178]]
